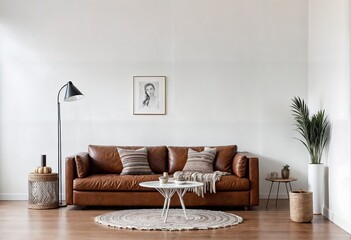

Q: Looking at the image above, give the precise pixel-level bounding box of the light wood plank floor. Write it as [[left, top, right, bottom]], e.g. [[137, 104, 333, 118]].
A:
[[0, 200, 350, 240]]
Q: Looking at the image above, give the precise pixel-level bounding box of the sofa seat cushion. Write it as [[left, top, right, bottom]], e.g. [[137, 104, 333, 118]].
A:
[[74, 174, 161, 191], [73, 174, 249, 192], [215, 175, 249, 191]]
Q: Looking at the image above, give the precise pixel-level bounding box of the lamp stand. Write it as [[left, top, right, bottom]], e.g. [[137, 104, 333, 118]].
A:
[[56, 81, 84, 207], [57, 84, 67, 207]]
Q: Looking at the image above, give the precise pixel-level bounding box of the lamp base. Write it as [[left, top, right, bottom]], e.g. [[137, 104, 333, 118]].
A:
[[59, 201, 67, 207]]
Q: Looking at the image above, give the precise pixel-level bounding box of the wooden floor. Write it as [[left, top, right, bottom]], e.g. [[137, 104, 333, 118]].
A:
[[0, 200, 350, 240]]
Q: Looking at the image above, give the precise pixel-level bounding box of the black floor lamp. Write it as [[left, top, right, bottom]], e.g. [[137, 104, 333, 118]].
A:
[[57, 81, 84, 206]]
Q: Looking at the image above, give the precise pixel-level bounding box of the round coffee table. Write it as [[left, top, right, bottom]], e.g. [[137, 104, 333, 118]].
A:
[[139, 180, 204, 223]]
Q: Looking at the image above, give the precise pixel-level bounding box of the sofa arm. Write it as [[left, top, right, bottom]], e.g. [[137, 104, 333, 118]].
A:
[[239, 152, 259, 206], [65, 155, 78, 205]]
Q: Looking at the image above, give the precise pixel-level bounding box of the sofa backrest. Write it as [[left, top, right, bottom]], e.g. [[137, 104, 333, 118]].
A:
[[167, 145, 237, 174], [88, 145, 168, 174], [87, 144, 239, 175]]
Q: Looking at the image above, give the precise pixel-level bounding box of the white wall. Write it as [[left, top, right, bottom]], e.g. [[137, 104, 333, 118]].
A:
[[309, 0, 351, 234], [0, 0, 308, 200]]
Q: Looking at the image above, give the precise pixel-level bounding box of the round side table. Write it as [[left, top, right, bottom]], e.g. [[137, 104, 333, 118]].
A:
[[28, 173, 59, 209], [265, 177, 297, 208]]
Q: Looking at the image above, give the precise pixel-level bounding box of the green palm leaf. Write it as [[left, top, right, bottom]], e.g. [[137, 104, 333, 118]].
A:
[[291, 97, 329, 164]]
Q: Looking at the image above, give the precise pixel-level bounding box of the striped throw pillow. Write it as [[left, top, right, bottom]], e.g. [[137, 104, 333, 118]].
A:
[[117, 147, 153, 175], [182, 147, 217, 173]]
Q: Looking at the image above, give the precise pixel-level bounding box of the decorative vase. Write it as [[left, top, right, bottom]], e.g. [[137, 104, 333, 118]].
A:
[[289, 191, 313, 222], [281, 169, 290, 179], [308, 163, 324, 214], [41, 155, 46, 167]]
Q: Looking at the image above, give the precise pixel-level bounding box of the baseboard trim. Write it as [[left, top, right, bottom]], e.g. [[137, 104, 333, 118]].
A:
[[4, 193, 287, 201], [0, 193, 28, 200], [323, 207, 351, 234], [260, 193, 290, 199], [0, 194, 66, 201]]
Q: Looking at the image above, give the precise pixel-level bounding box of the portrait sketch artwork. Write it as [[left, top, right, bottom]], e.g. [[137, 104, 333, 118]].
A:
[[133, 76, 166, 115]]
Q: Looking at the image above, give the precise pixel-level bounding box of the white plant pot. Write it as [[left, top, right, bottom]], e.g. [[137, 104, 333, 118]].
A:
[[308, 164, 324, 214]]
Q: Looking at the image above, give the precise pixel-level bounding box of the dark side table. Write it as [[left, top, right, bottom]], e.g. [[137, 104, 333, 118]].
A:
[[265, 177, 297, 208]]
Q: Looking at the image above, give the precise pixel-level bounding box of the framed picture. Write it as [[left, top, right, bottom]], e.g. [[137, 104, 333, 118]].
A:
[[133, 76, 166, 115]]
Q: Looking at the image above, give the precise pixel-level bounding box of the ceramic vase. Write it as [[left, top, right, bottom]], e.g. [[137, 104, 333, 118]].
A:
[[308, 164, 324, 214], [281, 169, 290, 179]]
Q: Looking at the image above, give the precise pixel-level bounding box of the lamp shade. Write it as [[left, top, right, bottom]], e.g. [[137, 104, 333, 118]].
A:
[[64, 81, 84, 102]]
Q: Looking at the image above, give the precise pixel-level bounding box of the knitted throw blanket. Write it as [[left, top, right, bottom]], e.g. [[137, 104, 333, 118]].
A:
[[173, 171, 230, 197]]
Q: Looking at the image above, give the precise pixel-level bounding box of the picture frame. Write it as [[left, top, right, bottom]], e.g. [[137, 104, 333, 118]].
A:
[[133, 76, 166, 115]]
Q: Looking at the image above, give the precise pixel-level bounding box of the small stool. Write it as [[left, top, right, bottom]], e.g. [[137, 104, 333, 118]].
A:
[[28, 173, 59, 209], [265, 177, 297, 208]]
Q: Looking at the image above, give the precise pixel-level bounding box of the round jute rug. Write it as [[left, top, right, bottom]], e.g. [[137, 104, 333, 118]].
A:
[[95, 209, 243, 231]]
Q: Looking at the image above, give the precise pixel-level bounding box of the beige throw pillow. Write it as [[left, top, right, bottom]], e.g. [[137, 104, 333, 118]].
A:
[[182, 147, 217, 173], [117, 147, 153, 175]]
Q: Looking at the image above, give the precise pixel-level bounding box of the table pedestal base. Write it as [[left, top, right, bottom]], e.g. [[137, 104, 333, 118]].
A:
[[156, 187, 188, 223]]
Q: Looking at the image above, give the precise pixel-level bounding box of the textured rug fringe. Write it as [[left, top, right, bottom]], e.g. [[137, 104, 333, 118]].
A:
[[95, 209, 243, 231]]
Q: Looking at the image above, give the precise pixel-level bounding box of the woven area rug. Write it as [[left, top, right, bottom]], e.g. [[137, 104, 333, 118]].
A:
[[95, 209, 243, 231]]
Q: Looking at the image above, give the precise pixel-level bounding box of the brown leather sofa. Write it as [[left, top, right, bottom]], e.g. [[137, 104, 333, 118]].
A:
[[65, 145, 259, 208]]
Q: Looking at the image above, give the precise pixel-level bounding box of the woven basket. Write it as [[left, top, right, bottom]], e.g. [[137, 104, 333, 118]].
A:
[[28, 173, 59, 209], [289, 191, 313, 222]]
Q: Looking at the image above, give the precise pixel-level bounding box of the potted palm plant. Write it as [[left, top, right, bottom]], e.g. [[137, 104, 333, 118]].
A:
[[291, 96, 329, 214]]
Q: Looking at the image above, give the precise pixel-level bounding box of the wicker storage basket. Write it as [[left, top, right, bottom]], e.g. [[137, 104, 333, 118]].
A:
[[289, 191, 313, 222], [28, 173, 59, 209]]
